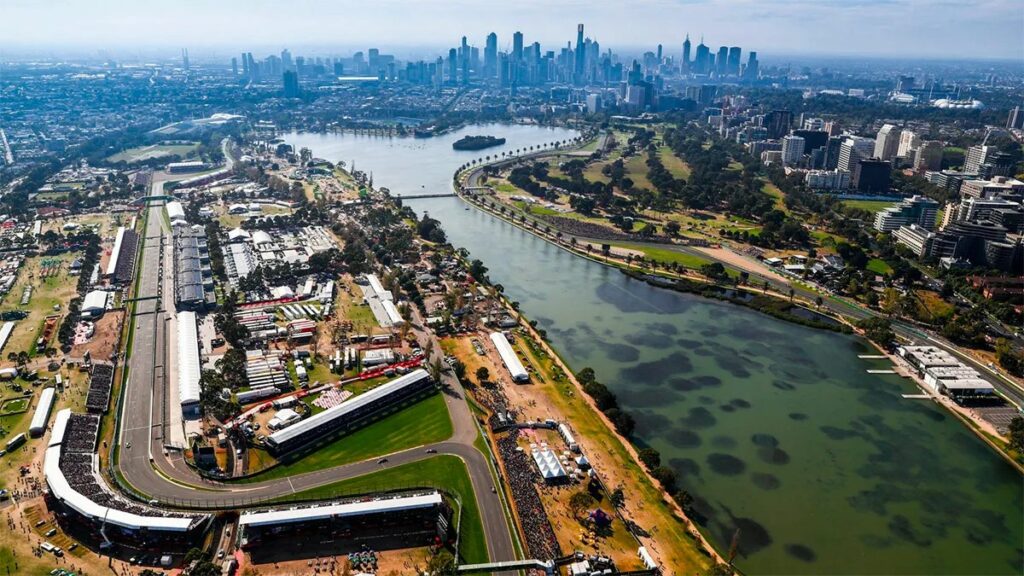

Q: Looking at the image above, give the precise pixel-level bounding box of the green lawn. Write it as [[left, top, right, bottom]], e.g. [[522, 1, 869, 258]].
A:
[[0, 397, 30, 415], [842, 199, 895, 214], [253, 393, 453, 480], [614, 242, 714, 270], [275, 455, 487, 564], [657, 146, 691, 180], [867, 258, 894, 275]]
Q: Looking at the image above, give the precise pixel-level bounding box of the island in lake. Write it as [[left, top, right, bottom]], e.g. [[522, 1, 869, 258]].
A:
[[452, 135, 506, 150]]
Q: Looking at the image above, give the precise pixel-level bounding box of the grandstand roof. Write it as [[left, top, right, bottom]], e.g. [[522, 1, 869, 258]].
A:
[[490, 332, 528, 382], [266, 369, 430, 447], [238, 492, 442, 527], [106, 227, 126, 276], [177, 312, 201, 406], [29, 387, 56, 435], [49, 409, 71, 447], [82, 290, 109, 313], [165, 201, 186, 222]]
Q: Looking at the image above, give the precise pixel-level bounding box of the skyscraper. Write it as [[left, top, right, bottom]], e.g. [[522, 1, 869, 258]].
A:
[[682, 34, 691, 71], [512, 31, 524, 61], [574, 24, 586, 83], [182, 48, 189, 71], [485, 32, 498, 79], [716, 46, 728, 75], [744, 51, 759, 80], [873, 124, 901, 161], [1007, 106, 1024, 129], [782, 135, 806, 166], [282, 70, 299, 98], [281, 48, 293, 71], [897, 130, 921, 158], [694, 38, 710, 74], [964, 145, 992, 174], [763, 110, 793, 139], [838, 136, 875, 172], [448, 48, 458, 83], [727, 47, 741, 76], [231, 57, 238, 77]]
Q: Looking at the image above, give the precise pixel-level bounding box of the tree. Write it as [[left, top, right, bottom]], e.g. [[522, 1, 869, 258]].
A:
[[475, 366, 490, 383], [609, 487, 626, 508], [468, 259, 489, 282], [638, 447, 661, 470], [995, 339, 1023, 377], [427, 550, 456, 576], [651, 466, 678, 492], [450, 358, 466, 380], [1009, 417, 1024, 454], [569, 490, 595, 519], [857, 317, 894, 346]]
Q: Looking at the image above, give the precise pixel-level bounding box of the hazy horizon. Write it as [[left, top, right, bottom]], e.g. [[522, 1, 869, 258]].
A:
[[5, 0, 1023, 61]]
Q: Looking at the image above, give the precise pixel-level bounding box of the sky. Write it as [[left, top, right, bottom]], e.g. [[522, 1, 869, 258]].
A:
[[5, 0, 1023, 61]]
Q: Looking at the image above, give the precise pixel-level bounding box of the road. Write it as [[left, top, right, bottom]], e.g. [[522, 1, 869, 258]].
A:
[[114, 170, 517, 564]]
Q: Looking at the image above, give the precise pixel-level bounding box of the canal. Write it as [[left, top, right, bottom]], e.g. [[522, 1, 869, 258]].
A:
[[285, 125, 1023, 575]]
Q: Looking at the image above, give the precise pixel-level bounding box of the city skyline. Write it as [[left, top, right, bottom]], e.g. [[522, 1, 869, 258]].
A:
[[5, 0, 1023, 60]]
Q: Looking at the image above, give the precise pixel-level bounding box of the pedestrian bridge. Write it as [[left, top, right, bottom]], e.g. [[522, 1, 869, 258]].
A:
[[457, 559, 554, 574], [131, 195, 174, 205]]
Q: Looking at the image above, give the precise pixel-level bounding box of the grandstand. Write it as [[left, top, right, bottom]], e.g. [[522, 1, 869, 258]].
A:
[[85, 363, 114, 413], [104, 227, 140, 285], [264, 369, 435, 456], [44, 410, 209, 555], [239, 491, 449, 557]]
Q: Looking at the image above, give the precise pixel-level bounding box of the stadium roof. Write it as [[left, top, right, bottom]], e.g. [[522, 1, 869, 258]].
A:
[[106, 227, 126, 276], [239, 492, 442, 527], [266, 369, 430, 446], [177, 312, 201, 405], [490, 332, 528, 382]]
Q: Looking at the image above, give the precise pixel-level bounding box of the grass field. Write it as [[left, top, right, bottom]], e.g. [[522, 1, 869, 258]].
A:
[[761, 180, 788, 213], [867, 258, 894, 275], [275, 455, 488, 564], [842, 199, 895, 214], [0, 253, 81, 359], [253, 393, 453, 480], [613, 242, 714, 270], [657, 146, 691, 180], [106, 142, 198, 164], [912, 290, 955, 323], [0, 397, 30, 415]]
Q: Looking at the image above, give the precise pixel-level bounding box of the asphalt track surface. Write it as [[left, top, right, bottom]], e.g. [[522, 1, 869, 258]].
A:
[[114, 171, 517, 565]]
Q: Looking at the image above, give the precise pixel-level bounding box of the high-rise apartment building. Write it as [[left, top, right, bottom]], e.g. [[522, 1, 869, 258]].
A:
[[282, 70, 299, 98], [781, 135, 806, 166], [914, 141, 944, 171], [964, 145, 992, 174], [874, 124, 901, 161], [838, 136, 875, 172], [874, 195, 939, 232], [897, 130, 921, 159]]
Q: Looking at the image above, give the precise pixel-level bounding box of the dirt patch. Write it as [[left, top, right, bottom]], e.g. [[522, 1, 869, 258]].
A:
[[69, 310, 124, 363]]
